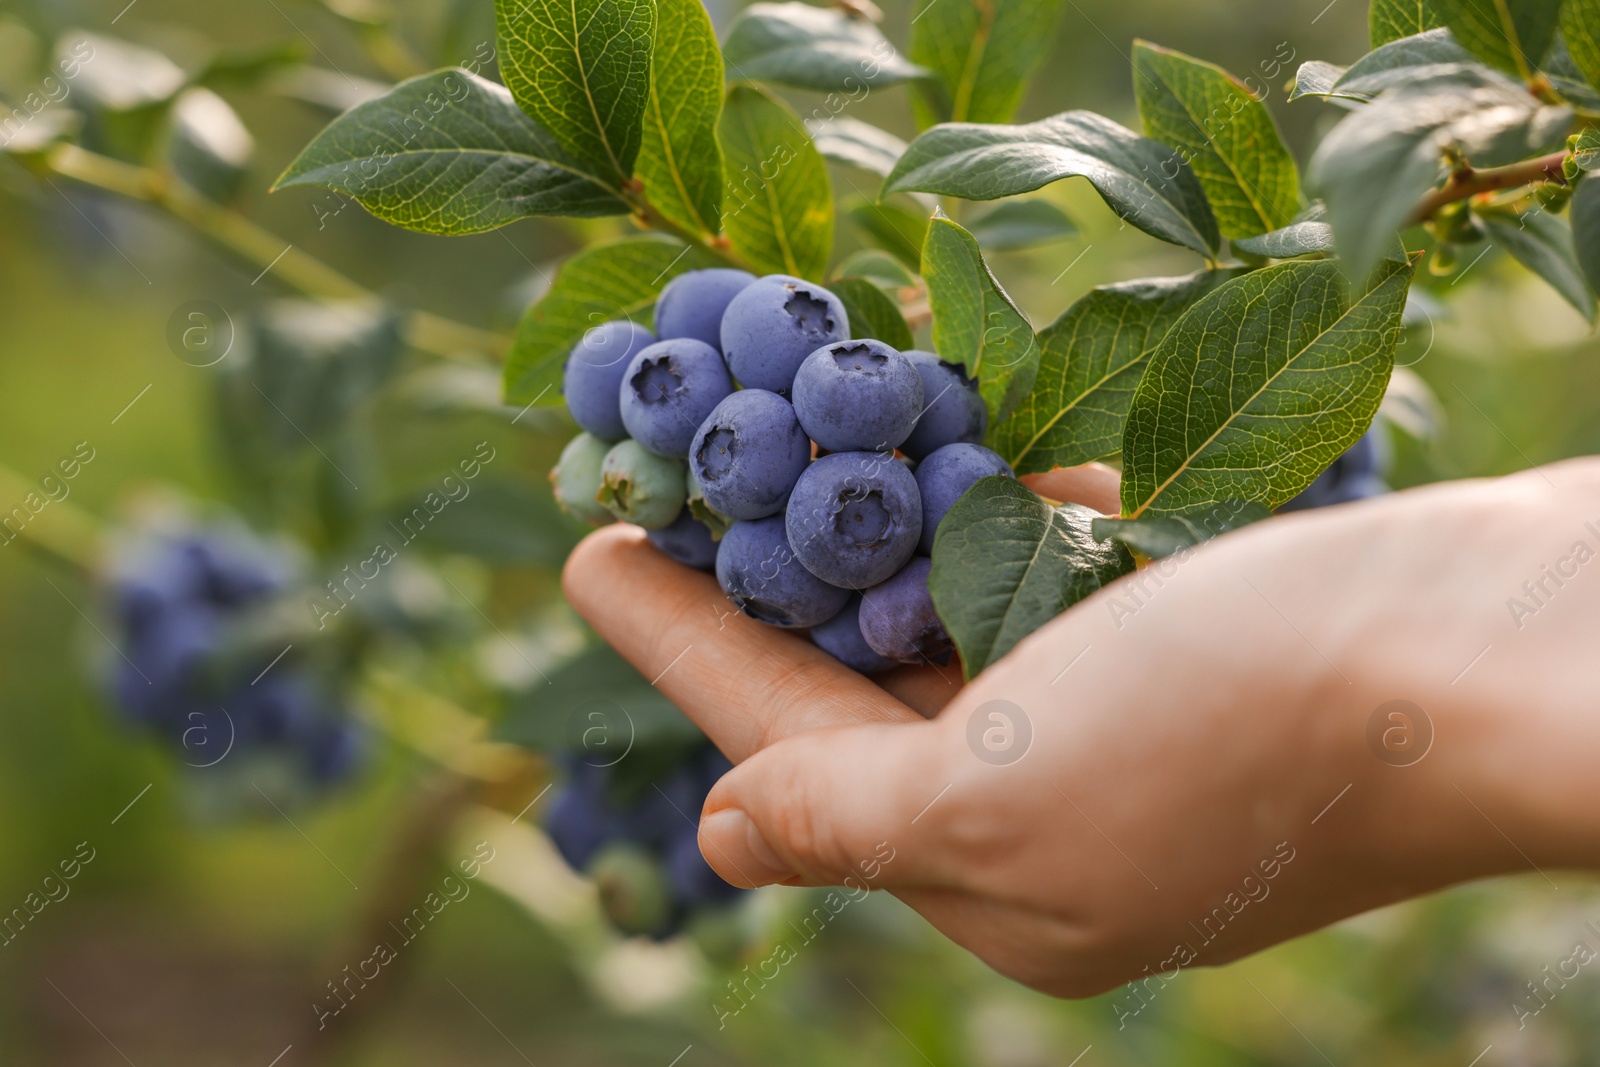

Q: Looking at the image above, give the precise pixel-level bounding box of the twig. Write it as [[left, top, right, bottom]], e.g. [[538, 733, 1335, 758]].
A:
[[1408, 150, 1569, 225]]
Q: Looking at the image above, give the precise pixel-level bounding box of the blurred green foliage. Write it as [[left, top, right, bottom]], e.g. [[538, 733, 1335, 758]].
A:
[[2, 0, 1599, 1064]]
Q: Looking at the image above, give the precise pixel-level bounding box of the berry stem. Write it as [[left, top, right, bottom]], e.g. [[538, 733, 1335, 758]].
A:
[[1408, 150, 1570, 225], [40, 145, 508, 364]]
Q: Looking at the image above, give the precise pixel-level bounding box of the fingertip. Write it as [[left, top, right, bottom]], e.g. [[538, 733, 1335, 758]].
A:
[[561, 522, 648, 613], [699, 807, 796, 888]]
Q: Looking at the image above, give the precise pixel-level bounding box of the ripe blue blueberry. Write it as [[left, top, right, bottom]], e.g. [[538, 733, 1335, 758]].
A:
[[786, 452, 922, 589], [715, 515, 850, 627], [550, 432, 614, 526], [647, 510, 719, 571], [791, 340, 924, 453], [859, 557, 953, 665], [689, 389, 811, 521], [720, 275, 849, 394], [900, 350, 987, 460], [563, 320, 656, 441], [654, 269, 757, 352], [810, 593, 895, 675], [619, 338, 734, 458], [598, 440, 688, 529], [914, 443, 1014, 555]]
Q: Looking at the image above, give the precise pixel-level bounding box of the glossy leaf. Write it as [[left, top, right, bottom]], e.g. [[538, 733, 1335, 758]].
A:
[[909, 0, 1063, 126], [1307, 65, 1570, 278], [1091, 501, 1271, 559], [721, 3, 928, 91], [1482, 207, 1596, 321], [1370, 0, 1447, 46], [967, 200, 1078, 251], [494, 0, 655, 186], [637, 0, 724, 237], [502, 238, 718, 405], [1560, 0, 1600, 93], [718, 84, 834, 279], [831, 248, 918, 288], [1569, 178, 1600, 298], [1121, 257, 1414, 518], [274, 70, 627, 234], [1289, 61, 1348, 101], [1131, 41, 1300, 238], [830, 277, 915, 349], [1328, 28, 1476, 100], [994, 270, 1240, 474], [884, 111, 1221, 256], [1573, 127, 1600, 170], [928, 477, 1133, 679], [922, 212, 1040, 425], [809, 116, 908, 177], [1232, 203, 1335, 258], [1434, 0, 1561, 76]]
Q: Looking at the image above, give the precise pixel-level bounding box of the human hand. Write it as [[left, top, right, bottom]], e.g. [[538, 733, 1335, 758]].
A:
[[562, 459, 1600, 997]]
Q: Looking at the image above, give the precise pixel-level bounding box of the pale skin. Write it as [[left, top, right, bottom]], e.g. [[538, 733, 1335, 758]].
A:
[[562, 459, 1600, 998]]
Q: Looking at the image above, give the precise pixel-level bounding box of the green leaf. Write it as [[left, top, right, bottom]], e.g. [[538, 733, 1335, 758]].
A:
[[1121, 256, 1415, 518], [809, 116, 908, 177], [846, 197, 929, 267], [967, 200, 1078, 251], [1131, 41, 1301, 238], [910, 0, 1064, 126], [1568, 178, 1600, 297], [1482, 206, 1596, 320], [1289, 61, 1349, 101], [1231, 204, 1336, 257], [274, 70, 626, 234], [922, 211, 1040, 425], [1434, 0, 1561, 76], [994, 269, 1241, 474], [1327, 28, 1476, 101], [1560, 0, 1600, 92], [494, 0, 655, 186], [831, 248, 918, 288], [830, 276, 915, 348], [1091, 501, 1272, 560], [1573, 127, 1600, 170], [502, 238, 718, 405], [884, 111, 1221, 256], [721, 3, 929, 91], [928, 477, 1133, 679], [1545, 35, 1600, 109], [637, 0, 724, 237], [1370, 0, 1447, 46], [58, 31, 187, 162], [169, 87, 254, 202], [1307, 65, 1570, 278], [717, 84, 834, 279]]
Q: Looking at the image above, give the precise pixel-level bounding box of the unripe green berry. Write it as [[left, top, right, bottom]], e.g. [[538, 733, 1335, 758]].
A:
[[550, 432, 615, 526], [590, 843, 676, 937], [598, 440, 687, 529]]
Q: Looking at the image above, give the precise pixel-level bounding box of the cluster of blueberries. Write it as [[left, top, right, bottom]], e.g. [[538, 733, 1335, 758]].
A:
[[106, 528, 362, 787], [544, 746, 741, 937], [552, 269, 1016, 675]]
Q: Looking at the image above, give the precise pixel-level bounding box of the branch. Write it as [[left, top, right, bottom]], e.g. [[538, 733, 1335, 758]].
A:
[[1408, 150, 1569, 224], [42, 145, 508, 363]]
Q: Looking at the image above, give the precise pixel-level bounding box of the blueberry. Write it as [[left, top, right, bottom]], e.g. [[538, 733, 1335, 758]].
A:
[[785, 452, 922, 589], [689, 389, 811, 521], [550, 432, 615, 526], [859, 558, 953, 665], [654, 269, 757, 352], [720, 275, 849, 394], [791, 340, 924, 453], [563, 320, 656, 440], [546, 784, 612, 872], [665, 829, 741, 904], [619, 338, 734, 458], [180, 536, 285, 606], [1281, 428, 1389, 512], [901, 350, 987, 460], [715, 516, 850, 628], [598, 440, 688, 529], [810, 594, 896, 675], [913, 443, 1014, 555], [647, 510, 720, 571]]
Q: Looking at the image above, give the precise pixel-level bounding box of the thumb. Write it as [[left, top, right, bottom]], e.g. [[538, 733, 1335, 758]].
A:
[[697, 720, 960, 890]]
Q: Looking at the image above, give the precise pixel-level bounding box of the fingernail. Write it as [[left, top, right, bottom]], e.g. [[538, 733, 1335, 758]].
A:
[[699, 808, 794, 887]]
